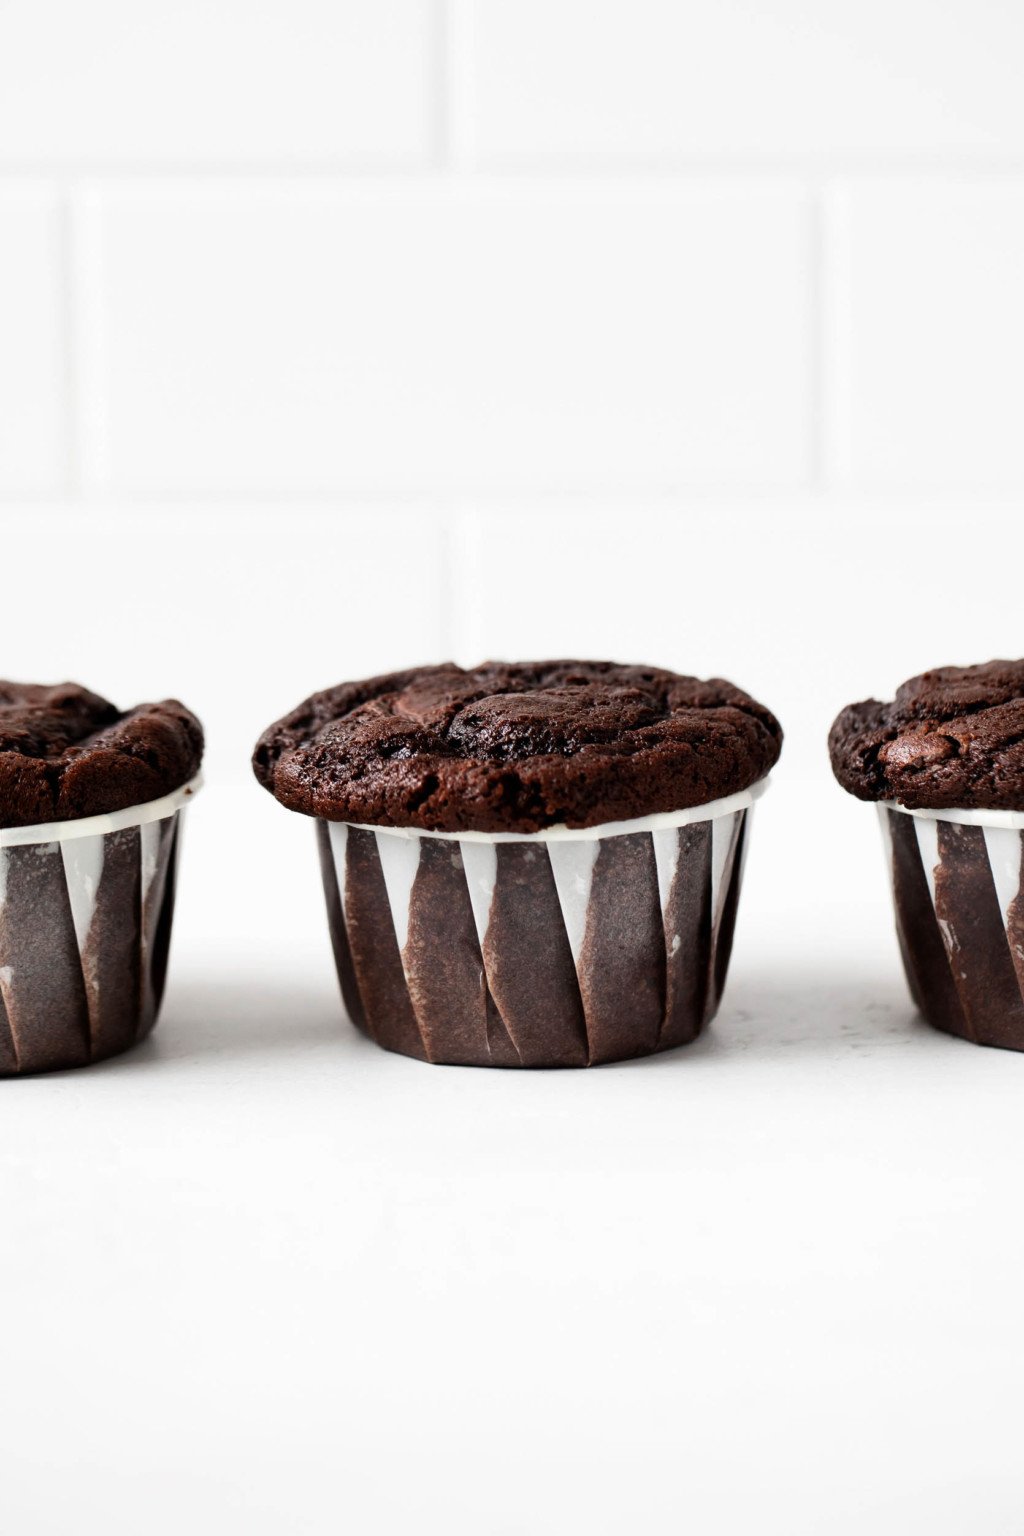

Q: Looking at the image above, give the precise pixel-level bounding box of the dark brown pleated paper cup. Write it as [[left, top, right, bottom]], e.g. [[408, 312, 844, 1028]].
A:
[[879, 802, 1024, 1051], [0, 776, 200, 1075], [315, 778, 768, 1068]]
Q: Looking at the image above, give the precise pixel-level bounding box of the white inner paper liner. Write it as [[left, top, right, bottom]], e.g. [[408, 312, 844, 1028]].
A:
[[913, 815, 940, 910], [139, 819, 164, 903], [60, 834, 106, 951], [711, 811, 743, 934], [887, 797, 1024, 831], [374, 831, 422, 954], [330, 779, 767, 994], [547, 840, 600, 965], [0, 773, 203, 848], [327, 821, 350, 925], [459, 840, 498, 952], [879, 800, 1024, 948], [351, 775, 769, 844], [983, 826, 1023, 929]]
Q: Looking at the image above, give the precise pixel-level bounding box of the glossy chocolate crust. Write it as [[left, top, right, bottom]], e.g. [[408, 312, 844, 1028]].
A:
[[830, 660, 1024, 811], [254, 661, 781, 833], [0, 682, 204, 828]]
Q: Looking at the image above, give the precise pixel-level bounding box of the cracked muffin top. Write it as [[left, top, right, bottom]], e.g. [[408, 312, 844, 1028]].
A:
[[253, 660, 782, 833], [830, 660, 1024, 811], [0, 681, 204, 828]]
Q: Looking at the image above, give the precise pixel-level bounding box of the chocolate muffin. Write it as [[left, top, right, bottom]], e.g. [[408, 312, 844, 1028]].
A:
[[830, 660, 1024, 1051], [255, 661, 781, 1068], [0, 682, 203, 1075]]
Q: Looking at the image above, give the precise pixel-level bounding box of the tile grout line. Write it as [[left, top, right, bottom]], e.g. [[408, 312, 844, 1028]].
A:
[[819, 179, 854, 488], [13, 480, 1024, 509], [436, 505, 483, 662], [435, 505, 458, 659], [430, 0, 450, 170], [439, 0, 476, 173], [1, 156, 1024, 180], [806, 179, 825, 493], [57, 179, 80, 499], [70, 180, 111, 497]]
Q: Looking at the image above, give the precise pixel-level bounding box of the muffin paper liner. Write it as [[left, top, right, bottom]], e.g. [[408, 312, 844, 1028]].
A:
[[315, 779, 766, 1067], [878, 801, 1024, 1050], [0, 776, 200, 1075]]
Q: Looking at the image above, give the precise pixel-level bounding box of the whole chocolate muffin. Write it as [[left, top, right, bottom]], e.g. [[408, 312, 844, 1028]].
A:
[[254, 660, 781, 833], [255, 661, 781, 1068], [831, 661, 1024, 1053], [0, 681, 203, 1076]]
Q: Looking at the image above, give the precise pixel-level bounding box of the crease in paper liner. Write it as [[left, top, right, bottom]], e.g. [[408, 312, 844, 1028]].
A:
[[650, 826, 688, 962], [373, 831, 420, 955], [0, 804, 191, 1074], [885, 804, 1022, 946], [651, 827, 682, 922], [459, 840, 497, 952], [913, 815, 941, 911], [60, 833, 105, 954], [735, 806, 755, 889], [327, 821, 349, 923], [982, 826, 1022, 933], [140, 820, 163, 904], [876, 804, 895, 871], [890, 798, 1024, 940], [319, 787, 767, 1065], [711, 811, 742, 929], [547, 840, 600, 966], [878, 811, 1024, 1026], [340, 786, 763, 980], [0, 816, 181, 1066]]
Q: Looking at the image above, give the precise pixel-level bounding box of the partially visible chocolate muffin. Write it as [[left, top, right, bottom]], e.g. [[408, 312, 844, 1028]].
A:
[[0, 681, 203, 829], [829, 659, 1024, 812], [254, 660, 781, 833], [256, 661, 781, 1068], [0, 681, 203, 1076], [831, 660, 1024, 1054]]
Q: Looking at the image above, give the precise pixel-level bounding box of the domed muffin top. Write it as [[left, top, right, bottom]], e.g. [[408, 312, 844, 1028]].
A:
[[253, 660, 782, 833], [0, 681, 204, 828], [830, 659, 1024, 811]]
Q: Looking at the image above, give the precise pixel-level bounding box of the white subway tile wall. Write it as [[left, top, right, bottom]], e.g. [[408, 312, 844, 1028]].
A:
[[81, 180, 811, 493], [0, 505, 447, 787], [0, 184, 65, 492], [0, 1, 435, 165], [468, 1, 1024, 162], [1, 2, 1022, 785], [827, 179, 1024, 486]]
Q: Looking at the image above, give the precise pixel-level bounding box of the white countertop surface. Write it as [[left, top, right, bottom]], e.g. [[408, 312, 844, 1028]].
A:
[[3, 780, 1022, 1534]]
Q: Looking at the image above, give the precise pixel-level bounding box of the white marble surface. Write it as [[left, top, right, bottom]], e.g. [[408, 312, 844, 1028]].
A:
[[2, 780, 1023, 1534]]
